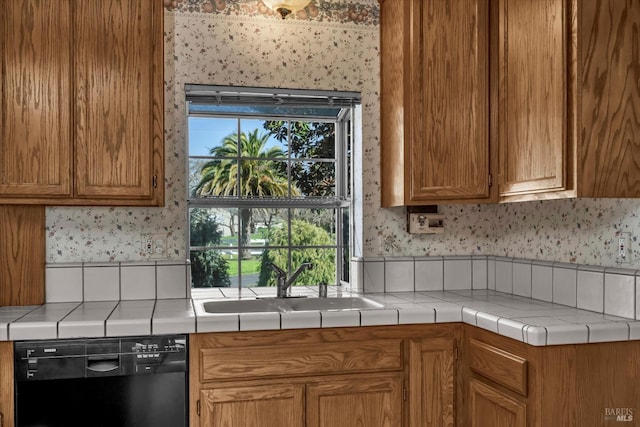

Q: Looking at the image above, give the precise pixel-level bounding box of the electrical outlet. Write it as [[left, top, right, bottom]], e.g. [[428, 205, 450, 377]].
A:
[[616, 232, 632, 264], [142, 233, 168, 259]]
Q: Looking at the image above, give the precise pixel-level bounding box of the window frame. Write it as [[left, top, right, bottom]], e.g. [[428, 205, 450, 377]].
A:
[[186, 87, 357, 289]]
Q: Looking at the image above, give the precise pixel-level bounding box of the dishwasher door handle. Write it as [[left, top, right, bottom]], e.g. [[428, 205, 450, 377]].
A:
[[87, 358, 120, 373]]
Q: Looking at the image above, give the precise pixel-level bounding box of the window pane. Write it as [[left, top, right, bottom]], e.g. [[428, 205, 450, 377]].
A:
[[190, 249, 233, 288], [189, 208, 238, 247], [289, 121, 335, 160], [291, 161, 336, 197], [237, 258, 261, 287], [291, 248, 336, 286], [341, 207, 350, 282], [291, 209, 336, 242], [193, 160, 239, 197], [244, 208, 288, 248], [189, 117, 238, 157], [239, 119, 287, 157], [188, 158, 209, 197], [239, 160, 290, 198]]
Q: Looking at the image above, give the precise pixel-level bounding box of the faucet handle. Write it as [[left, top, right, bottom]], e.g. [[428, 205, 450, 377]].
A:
[[266, 262, 287, 277]]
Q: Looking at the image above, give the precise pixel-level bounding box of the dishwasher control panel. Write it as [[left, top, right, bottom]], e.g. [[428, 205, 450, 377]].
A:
[[14, 335, 187, 381]]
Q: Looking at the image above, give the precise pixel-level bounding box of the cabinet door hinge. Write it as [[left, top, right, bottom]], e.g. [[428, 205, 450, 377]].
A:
[[488, 174, 493, 188], [403, 387, 407, 401], [197, 399, 201, 417], [152, 175, 158, 189]]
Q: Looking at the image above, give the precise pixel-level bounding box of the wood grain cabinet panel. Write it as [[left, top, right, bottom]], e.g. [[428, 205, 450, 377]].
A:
[[0, 342, 14, 427], [468, 338, 528, 396], [0, 0, 163, 206], [408, 338, 455, 427], [200, 384, 305, 427], [200, 339, 402, 382], [306, 374, 403, 427], [0, 0, 73, 197], [190, 326, 459, 427], [579, 0, 640, 197], [380, 0, 494, 206], [0, 205, 45, 306], [469, 379, 526, 427], [497, 0, 567, 197], [498, 0, 640, 201], [382, 0, 640, 205]]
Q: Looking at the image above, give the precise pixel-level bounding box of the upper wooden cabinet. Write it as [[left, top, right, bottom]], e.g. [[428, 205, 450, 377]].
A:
[[381, 0, 640, 205], [576, 0, 640, 198], [496, 0, 568, 198], [380, 0, 493, 206], [500, 0, 640, 201], [0, 0, 164, 206]]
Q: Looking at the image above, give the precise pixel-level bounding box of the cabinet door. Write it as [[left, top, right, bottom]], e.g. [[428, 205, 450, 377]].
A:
[[408, 338, 455, 427], [498, 0, 568, 197], [469, 379, 526, 427], [307, 374, 403, 427], [0, 0, 72, 198], [200, 383, 304, 427], [0, 341, 14, 427], [74, 0, 163, 202], [580, 0, 640, 197], [410, 0, 490, 201]]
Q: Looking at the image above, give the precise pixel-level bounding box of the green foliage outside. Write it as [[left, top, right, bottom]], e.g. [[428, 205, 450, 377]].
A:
[[263, 121, 336, 197], [193, 129, 298, 259], [258, 220, 335, 287], [190, 209, 231, 288]]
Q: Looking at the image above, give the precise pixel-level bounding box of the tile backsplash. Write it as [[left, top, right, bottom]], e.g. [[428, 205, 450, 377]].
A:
[[46, 260, 191, 303], [351, 255, 640, 321]]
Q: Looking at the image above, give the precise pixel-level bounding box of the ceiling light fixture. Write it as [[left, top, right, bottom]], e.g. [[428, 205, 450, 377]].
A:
[[261, 0, 311, 19]]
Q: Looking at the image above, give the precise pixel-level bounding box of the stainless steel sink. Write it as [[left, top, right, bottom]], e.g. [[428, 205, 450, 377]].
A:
[[197, 296, 384, 314], [283, 297, 384, 311], [199, 298, 287, 314]]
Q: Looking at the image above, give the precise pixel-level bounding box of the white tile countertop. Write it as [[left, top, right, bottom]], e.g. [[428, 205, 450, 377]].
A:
[[2, 287, 640, 346]]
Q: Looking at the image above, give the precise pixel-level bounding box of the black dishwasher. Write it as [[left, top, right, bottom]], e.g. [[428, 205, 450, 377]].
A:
[[14, 335, 188, 427]]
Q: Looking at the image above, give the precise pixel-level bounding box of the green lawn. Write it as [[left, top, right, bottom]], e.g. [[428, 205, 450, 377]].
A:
[[226, 257, 261, 276]]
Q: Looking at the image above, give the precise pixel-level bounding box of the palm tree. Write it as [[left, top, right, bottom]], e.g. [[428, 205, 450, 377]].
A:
[[194, 129, 298, 259]]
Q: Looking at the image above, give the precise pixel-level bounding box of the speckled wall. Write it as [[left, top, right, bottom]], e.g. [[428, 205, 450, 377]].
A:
[[46, 0, 640, 269]]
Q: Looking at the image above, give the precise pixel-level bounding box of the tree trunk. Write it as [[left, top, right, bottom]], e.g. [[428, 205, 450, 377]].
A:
[[240, 209, 252, 260]]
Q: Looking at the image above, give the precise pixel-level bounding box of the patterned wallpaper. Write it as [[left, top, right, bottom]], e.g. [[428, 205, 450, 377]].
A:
[[46, 1, 640, 269]]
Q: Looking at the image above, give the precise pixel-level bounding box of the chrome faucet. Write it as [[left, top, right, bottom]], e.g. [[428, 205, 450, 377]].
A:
[[267, 262, 314, 297]]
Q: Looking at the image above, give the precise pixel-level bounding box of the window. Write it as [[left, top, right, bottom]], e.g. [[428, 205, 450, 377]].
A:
[[186, 85, 359, 291]]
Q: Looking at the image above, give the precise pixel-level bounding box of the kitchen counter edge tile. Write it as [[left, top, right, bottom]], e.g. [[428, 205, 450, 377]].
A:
[[2, 289, 640, 346]]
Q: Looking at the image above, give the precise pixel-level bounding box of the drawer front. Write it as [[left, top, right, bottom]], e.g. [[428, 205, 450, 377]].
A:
[[469, 338, 528, 396], [200, 339, 403, 382]]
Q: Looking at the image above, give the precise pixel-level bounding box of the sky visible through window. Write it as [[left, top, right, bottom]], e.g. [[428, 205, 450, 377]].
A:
[[188, 117, 281, 157]]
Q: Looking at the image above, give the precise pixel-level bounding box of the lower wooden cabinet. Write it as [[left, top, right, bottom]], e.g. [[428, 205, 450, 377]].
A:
[[189, 325, 458, 427], [408, 338, 455, 427], [469, 379, 526, 427], [198, 375, 403, 427], [200, 383, 305, 427], [307, 374, 403, 427], [187, 323, 640, 427], [462, 325, 640, 427]]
